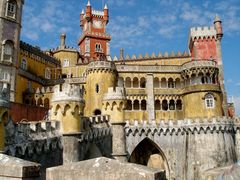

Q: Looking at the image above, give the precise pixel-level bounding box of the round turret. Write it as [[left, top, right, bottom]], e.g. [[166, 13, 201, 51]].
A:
[[84, 61, 117, 116], [102, 87, 126, 123], [51, 83, 85, 133]]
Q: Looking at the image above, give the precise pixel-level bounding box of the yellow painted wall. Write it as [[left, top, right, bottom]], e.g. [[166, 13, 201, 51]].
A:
[[183, 92, 223, 119], [51, 101, 84, 133], [85, 71, 116, 116]]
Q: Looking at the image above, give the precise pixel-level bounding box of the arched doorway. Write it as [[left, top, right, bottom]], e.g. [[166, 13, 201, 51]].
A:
[[128, 138, 169, 179], [94, 109, 101, 115]]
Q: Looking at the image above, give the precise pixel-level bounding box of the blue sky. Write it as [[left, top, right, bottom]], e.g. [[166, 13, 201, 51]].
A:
[[21, 0, 240, 115]]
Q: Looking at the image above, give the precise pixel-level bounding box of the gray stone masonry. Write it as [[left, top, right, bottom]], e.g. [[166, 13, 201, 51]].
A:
[[0, 153, 40, 180], [46, 157, 166, 180]]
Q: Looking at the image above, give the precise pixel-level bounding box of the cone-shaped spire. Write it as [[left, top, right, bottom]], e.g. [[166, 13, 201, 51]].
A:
[[81, 9, 84, 14], [87, 0, 91, 6], [104, 4, 108, 9]]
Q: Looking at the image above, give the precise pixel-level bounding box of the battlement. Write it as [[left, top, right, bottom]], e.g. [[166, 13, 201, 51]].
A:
[[112, 51, 190, 61], [17, 120, 61, 134], [5, 120, 62, 156], [103, 87, 126, 101], [189, 26, 216, 40], [89, 115, 110, 125], [0, 82, 10, 108], [20, 41, 61, 66], [52, 83, 84, 102], [182, 59, 217, 70], [86, 61, 116, 73], [125, 117, 236, 136], [92, 10, 104, 16], [35, 86, 53, 94]]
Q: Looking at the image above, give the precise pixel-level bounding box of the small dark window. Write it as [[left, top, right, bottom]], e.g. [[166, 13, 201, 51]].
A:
[[96, 84, 99, 93]]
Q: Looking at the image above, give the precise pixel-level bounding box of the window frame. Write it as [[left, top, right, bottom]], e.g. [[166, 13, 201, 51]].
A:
[[205, 93, 215, 109], [5, 0, 17, 19]]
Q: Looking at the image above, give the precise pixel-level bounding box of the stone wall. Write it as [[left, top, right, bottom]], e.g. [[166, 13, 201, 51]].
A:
[[125, 117, 237, 180]]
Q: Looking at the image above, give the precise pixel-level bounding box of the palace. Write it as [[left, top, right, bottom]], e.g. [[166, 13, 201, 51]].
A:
[[0, 0, 239, 180]]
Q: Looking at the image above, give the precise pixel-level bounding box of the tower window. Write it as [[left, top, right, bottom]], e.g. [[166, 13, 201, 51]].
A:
[[2, 40, 14, 62], [6, 0, 17, 19], [96, 84, 100, 93], [95, 43, 102, 53], [21, 59, 27, 70], [205, 93, 215, 109]]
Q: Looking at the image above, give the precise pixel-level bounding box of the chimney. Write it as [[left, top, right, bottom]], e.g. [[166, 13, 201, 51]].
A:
[[60, 34, 66, 49], [120, 48, 124, 60]]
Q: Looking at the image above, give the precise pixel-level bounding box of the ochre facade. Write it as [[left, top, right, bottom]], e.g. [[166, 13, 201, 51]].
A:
[[0, 1, 230, 143]]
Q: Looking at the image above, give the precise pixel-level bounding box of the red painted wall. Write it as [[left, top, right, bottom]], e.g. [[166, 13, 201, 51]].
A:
[[10, 103, 48, 123], [191, 38, 217, 60]]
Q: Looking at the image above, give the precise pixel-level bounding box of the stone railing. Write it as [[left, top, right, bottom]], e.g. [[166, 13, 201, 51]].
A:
[[103, 87, 126, 101], [64, 77, 86, 84], [125, 117, 235, 136], [116, 64, 181, 73], [182, 60, 217, 70]]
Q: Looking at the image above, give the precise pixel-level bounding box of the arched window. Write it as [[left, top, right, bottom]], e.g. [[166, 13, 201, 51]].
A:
[[63, 59, 70, 67], [37, 98, 43, 106], [155, 100, 161, 110], [169, 100, 175, 110], [2, 40, 13, 62], [154, 77, 159, 88], [162, 100, 168, 111], [175, 78, 181, 89], [125, 77, 131, 88], [21, 59, 27, 70], [133, 100, 140, 110], [176, 99, 182, 110], [205, 93, 215, 109], [45, 68, 51, 79], [6, 0, 17, 19], [141, 100, 147, 110], [126, 100, 132, 110], [161, 78, 167, 88], [140, 77, 146, 88], [168, 78, 174, 88], [133, 77, 139, 88], [95, 43, 102, 52]]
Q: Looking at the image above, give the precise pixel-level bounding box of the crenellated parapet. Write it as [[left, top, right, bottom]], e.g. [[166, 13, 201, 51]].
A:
[[125, 117, 235, 136], [103, 87, 126, 101], [79, 115, 111, 143], [52, 83, 84, 103], [4, 120, 62, 157], [112, 51, 190, 61], [189, 26, 217, 40], [86, 61, 116, 74]]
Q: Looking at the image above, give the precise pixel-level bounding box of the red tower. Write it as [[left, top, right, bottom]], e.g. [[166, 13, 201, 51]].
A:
[[78, 1, 111, 62], [188, 15, 223, 62]]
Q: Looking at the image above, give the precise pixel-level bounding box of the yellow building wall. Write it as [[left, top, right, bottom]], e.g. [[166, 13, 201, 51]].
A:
[[85, 71, 116, 116], [16, 51, 59, 104], [183, 92, 223, 119], [51, 102, 83, 133]]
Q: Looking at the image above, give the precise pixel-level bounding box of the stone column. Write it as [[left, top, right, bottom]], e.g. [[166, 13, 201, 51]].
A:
[[111, 122, 127, 162], [146, 73, 155, 121]]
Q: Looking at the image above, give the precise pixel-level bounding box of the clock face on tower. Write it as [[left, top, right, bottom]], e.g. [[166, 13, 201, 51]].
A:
[[93, 20, 102, 29]]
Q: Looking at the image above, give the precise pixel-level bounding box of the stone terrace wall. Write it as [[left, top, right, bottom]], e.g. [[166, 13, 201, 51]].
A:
[[125, 117, 237, 180]]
